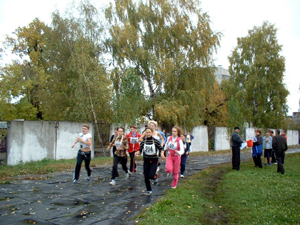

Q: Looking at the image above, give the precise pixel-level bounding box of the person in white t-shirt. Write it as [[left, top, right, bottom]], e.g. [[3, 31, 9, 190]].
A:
[[71, 124, 92, 184]]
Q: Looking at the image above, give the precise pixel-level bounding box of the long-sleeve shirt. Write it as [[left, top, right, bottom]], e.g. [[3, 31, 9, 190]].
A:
[[253, 135, 263, 146], [139, 136, 163, 158], [164, 136, 184, 156], [272, 135, 288, 152], [110, 135, 129, 157], [126, 132, 142, 153], [231, 131, 243, 147]]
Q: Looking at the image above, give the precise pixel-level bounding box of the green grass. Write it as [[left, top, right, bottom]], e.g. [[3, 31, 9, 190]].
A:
[[135, 153, 300, 225]]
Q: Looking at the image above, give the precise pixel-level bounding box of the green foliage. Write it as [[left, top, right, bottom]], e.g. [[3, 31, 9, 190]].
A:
[[0, 1, 112, 122], [111, 68, 149, 125], [224, 21, 289, 129], [105, 0, 221, 127]]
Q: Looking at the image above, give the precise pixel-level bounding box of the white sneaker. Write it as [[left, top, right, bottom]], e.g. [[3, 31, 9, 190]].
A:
[[145, 191, 152, 195], [180, 174, 184, 178], [166, 173, 171, 178], [171, 186, 177, 189], [73, 179, 78, 184], [156, 166, 160, 173], [87, 176, 91, 182], [125, 173, 129, 179], [109, 179, 116, 185], [128, 171, 132, 176]]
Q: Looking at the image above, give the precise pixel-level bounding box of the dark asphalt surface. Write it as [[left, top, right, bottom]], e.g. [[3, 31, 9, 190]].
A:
[[0, 149, 298, 225]]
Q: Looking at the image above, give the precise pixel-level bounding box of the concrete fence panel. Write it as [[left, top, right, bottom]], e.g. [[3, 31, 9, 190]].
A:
[[214, 127, 230, 151], [56, 122, 94, 160], [245, 128, 256, 141], [191, 126, 208, 152], [7, 121, 94, 165], [287, 130, 299, 146]]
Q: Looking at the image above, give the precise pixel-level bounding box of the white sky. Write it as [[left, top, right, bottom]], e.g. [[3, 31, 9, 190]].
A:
[[0, 0, 299, 115]]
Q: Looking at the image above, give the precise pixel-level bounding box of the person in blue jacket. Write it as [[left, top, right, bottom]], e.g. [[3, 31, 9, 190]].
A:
[[252, 129, 263, 168]]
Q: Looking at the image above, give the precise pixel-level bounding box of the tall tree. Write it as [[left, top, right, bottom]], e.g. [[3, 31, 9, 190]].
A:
[[0, 1, 112, 124], [105, 0, 220, 127], [0, 18, 49, 120], [223, 21, 289, 129]]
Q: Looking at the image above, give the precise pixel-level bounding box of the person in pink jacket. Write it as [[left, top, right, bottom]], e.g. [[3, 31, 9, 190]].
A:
[[164, 126, 184, 189]]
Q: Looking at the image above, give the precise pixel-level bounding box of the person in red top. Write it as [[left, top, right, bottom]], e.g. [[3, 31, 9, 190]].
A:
[[126, 125, 142, 174]]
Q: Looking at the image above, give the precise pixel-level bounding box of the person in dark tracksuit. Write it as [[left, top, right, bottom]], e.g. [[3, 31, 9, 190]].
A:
[[135, 127, 165, 195], [272, 129, 288, 174], [180, 135, 190, 178], [231, 127, 244, 171]]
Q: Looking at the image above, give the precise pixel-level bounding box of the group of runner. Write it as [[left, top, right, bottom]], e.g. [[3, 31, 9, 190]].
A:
[[71, 122, 194, 195]]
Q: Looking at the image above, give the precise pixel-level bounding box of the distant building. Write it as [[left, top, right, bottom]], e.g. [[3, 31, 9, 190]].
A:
[[214, 66, 230, 85], [293, 112, 300, 125]]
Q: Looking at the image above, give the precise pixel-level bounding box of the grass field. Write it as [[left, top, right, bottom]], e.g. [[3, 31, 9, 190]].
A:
[[135, 153, 300, 225]]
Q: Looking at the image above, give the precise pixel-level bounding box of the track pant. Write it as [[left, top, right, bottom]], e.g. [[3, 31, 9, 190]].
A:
[[143, 158, 158, 191], [271, 150, 277, 163], [275, 150, 285, 174], [112, 156, 128, 179], [129, 152, 137, 172], [74, 150, 92, 180], [165, 154, 181, 187], [232, 147, 240, 170], [180, 154, 188, 175], [253, 155, 262, 168]]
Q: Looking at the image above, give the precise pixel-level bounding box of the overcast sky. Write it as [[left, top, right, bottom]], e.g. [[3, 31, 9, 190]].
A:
[[0, 0, 299, 115]]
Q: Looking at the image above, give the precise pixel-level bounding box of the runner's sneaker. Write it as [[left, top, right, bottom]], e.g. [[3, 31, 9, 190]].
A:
[[171, 186, 177, 189], [180, 174, 184, 178], [145, 191, 152, 195], [128, 171, 132, 176], [73, 179, 78, 184], [125, 173, 129, 179], [109, 179, 116, 186], [87, 176, 91, 181], [166, 173, 171, 178]]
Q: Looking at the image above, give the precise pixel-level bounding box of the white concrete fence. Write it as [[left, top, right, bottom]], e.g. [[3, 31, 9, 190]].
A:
[[6, 120, 299, 165], [7, 120, 94, 166]]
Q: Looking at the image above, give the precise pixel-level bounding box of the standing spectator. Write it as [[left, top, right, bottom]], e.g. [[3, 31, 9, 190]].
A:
[[270, 130, 277, 164], [71, 124, 93, 184], [272, 129, 288, 174], [164, 126, 184, 189], [230, 126, 244, 171], [107, 127, 129, 185], [252, 129, 263, 168], [180, 135, 190, 178], [263, 131, 273, 165], [126, 125, 142, 174], [185, 131, 194, 152], [281, 129, 287, 165], [135, 127, 165, 195]]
